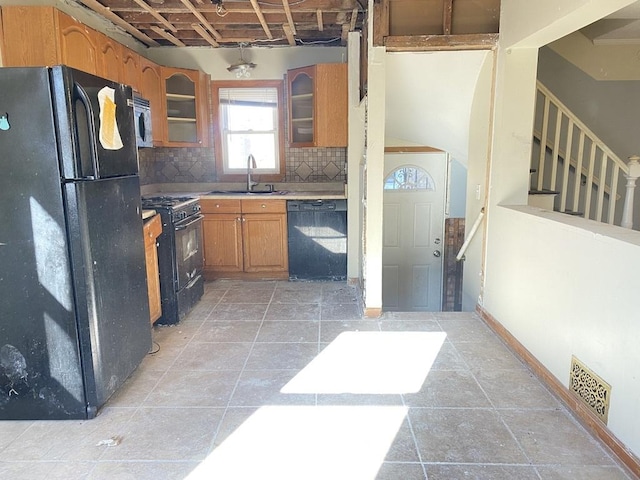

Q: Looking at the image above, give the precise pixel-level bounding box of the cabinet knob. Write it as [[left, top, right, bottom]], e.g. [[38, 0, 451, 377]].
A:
[[261, 204, 266, 208]]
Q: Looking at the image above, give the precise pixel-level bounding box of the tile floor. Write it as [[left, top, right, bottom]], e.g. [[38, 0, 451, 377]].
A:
[[0, 280, 635, 479]]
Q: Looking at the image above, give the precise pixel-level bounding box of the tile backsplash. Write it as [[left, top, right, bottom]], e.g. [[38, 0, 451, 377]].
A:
[[138, 146, 346, 185]]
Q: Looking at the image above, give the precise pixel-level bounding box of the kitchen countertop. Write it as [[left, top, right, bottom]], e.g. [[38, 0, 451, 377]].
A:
[[141, 182, 347, 201], [142, 209, 157, 220], [199, 190, 346, 200]]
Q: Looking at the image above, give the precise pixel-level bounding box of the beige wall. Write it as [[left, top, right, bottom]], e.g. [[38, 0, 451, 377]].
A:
[[550, 31, 640, 81], [483, 0, 640, 457]]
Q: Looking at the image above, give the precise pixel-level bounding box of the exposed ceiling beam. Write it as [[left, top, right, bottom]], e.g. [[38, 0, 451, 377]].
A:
[[282, 0, 297, 35], [150, 25, 186, 46], [191, 23, 220, 47], [249, 0, 274, 39], [385, 33, 499, 51], [179, 0, 223, 40], [283, 23, 296, 45], [77, 0, 160, 46], [132, 0, 177, 33]]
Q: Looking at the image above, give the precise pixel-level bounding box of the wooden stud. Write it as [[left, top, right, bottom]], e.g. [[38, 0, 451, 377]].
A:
[[443, 0, 453, 35], [150, 25, 186, 46], [316, 9, 324, 32], [179, 0, 223, 40], [249, 0, 273, 39], [191, 23, 220, 47], [283, 23, 295, 46], [281, 0, 297, 35], [132, 0, 177, 33], [372, 0, 389, 46], [350, 7, 358, 31], [341, 24, 349, 44], [76, 0, 160, 46]]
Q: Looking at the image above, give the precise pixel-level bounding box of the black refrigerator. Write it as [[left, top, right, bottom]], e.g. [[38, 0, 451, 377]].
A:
[[0, 66, 151, 420]]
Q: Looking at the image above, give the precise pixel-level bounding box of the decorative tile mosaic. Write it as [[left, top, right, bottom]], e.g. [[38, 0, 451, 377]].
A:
[[139, 144, 347, 185], [138, 147, 216, 185]]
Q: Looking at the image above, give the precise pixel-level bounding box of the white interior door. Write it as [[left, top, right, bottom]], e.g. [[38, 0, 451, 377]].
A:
[[382, 152, 447, 311]]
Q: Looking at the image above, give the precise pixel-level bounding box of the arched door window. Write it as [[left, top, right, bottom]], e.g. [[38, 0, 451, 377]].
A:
[[383, 165, 435, 190]]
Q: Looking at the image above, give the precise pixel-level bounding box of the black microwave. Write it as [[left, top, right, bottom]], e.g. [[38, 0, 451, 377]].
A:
[[133, 94, 153, 148]]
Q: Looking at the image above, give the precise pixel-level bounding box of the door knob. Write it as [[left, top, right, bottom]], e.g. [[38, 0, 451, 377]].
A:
[[433, 250, 441, 257]]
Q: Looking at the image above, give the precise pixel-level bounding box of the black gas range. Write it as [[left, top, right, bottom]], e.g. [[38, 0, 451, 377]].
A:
[[142, 195, 204, 325]]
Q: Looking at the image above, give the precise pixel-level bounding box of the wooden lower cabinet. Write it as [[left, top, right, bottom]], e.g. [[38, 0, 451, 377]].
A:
[[203, 212, 243, 273], [201, 198, 288, 279], [143, 214, 162, 324]]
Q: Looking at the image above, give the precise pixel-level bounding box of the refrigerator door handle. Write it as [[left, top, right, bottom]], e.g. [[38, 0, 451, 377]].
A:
[[73, 82, 99, 180]]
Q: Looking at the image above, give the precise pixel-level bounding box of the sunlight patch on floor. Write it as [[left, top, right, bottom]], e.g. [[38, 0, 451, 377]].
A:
[[186, 405, 408, 480], [282, 331, 446, 394]]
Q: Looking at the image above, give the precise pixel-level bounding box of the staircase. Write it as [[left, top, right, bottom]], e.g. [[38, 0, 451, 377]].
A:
[[531, 81, 638, 228]]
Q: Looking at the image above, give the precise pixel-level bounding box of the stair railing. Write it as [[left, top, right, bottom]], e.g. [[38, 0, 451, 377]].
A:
[[533, 81, 638, 227]]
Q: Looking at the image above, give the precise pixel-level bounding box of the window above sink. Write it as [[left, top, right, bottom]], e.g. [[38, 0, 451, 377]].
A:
[[211, 80, 286, 184]]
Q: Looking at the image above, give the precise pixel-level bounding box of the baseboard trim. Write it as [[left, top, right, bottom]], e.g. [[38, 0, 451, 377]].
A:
[[363, 307, 382, 318], [476, 305, 640, 479]]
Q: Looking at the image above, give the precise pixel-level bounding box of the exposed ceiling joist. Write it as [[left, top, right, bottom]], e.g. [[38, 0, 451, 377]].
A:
[[191, 22, 220, 47], [282, 0, 297, 36], [77, 0, 160, 46], [179, 0, 223, 40], [132, 0, 177, 33], [283, 23, 296, 45], [249, 0, 274, 40], [149, 25, 185, 46]]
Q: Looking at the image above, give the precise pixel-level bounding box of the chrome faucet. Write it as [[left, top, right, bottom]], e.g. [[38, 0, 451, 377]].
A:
[[247, 154, 258, 192]]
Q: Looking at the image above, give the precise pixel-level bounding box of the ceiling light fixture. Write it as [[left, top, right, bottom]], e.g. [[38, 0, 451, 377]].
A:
[[227, 43, 256, 79], [210, 0, 228, 16]]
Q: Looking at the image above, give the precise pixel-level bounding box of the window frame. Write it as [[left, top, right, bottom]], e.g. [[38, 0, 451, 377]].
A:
[[211, 80, 286, 183]]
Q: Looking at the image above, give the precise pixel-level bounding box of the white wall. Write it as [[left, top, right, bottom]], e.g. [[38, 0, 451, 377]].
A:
[[484, 0, 640, 457], [147, 46, 346, 81], [550, 31, 640, 81], [463, 52, 494, 311], [487, 206, 640, 455], [384, 51, 489, 167]]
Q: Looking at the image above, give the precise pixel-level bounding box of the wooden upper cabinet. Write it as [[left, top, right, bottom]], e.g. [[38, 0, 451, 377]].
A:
[[57, 12, 99, 75], [95, 31, 123, 83], [1, 6, 60, 67], [139, 57, 166, 145], [121, 47, 141, 92], [287, 63, 348, 148], [161, 66, 210, 147]]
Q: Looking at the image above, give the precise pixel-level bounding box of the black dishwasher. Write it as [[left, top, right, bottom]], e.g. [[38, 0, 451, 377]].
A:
[[287, 199, 347, 280]]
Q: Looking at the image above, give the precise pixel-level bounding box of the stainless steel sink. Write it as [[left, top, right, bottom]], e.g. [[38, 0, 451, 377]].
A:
[[207, 190, 288, 196]]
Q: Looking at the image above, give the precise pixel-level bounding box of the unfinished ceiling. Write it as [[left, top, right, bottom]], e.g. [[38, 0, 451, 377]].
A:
[[73, 0, 365, 48], [372, 0, 500, 51]]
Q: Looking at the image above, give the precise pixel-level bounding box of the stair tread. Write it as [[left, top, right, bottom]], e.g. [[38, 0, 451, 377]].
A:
[[529, 189, 560, 195]]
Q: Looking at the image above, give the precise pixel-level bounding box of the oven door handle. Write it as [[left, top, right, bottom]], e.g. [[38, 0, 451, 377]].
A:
[[174, 214, 204, 231]]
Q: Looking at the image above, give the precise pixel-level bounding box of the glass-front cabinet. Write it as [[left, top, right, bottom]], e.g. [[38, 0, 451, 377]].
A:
[[287, 64, 347, 148], [162, 67, 209, 147], [289, 68, 314, 146]]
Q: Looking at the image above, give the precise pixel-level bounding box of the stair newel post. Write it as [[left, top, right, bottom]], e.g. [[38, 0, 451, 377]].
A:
[[621, 155, 640, 229]]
